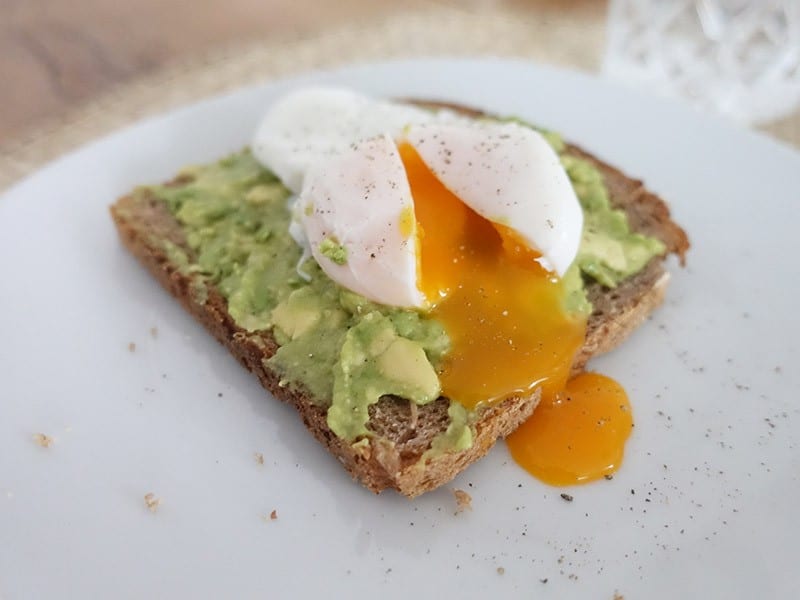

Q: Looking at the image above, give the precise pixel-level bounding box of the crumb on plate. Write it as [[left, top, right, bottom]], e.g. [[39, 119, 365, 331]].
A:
[[144, 493, 161, 513], [254, 452, 265, 465], [150, 327, 158, 338], [453, 489, 472, 513], [496, 567, 505, 575], [128, 342, 136, 352], [32, 433, 53, 448]]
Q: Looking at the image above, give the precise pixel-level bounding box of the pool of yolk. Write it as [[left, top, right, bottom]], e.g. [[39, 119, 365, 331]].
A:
[[399, 143, 633, 486], [507, 372, 633, 485]]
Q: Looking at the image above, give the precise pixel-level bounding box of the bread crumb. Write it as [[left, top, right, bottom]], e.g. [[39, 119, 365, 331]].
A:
[[560, 493, 574, 502], [32, 433, 53, 448], [496, 567, 505, 575], [261, 511, 279, 524], [128, 342, 136, 352], [453, 489, 472, 513], [143, 493, 161, 513], [150, 327, 158, 339], [613, 593, 625, 600], [254, 452, 265, 465]]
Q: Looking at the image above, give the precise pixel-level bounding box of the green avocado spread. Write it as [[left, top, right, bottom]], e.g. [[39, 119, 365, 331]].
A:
[[144, 119, 665, 453]]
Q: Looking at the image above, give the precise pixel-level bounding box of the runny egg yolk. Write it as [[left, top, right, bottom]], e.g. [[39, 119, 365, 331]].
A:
[[398, 143, 633, 486], [507, 373, 633, 485], [399, 142, 585, 408]]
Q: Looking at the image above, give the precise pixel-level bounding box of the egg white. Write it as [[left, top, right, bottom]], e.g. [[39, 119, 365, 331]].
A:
[[253, 87, 447, 194], [298, 133, 423, 308]]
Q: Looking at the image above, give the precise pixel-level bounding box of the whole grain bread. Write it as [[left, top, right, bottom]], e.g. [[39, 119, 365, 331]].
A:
[[110, 101, 688, 498]]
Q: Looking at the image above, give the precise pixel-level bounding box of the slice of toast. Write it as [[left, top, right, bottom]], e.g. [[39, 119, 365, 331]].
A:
[[110, 101, 688, 498]]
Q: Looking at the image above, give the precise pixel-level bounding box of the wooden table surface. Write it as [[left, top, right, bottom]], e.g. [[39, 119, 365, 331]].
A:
[[1, 0, 600, 143]]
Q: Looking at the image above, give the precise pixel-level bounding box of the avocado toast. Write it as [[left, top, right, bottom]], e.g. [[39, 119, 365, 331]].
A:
[[110, 99, 688, 498]]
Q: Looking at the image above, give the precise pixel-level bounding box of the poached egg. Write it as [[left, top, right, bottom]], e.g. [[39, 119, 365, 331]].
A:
[[253, 87, 634, 485]]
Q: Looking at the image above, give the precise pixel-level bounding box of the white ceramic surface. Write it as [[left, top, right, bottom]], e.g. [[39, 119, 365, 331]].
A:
[[1, 59, 798, 600]]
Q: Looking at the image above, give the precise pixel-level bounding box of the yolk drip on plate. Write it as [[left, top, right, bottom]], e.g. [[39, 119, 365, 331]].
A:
[[507, 373, 633, 485], [399, 143, 633, 485]]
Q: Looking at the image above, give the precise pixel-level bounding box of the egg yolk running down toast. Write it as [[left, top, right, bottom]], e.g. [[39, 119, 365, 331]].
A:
[[399, 143, 633, 485]]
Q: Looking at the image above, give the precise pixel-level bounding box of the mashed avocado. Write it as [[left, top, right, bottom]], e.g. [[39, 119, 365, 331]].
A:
[[319, 237, 348, 265], [147, 119, 664, 451], [562, 154, 666, 288]]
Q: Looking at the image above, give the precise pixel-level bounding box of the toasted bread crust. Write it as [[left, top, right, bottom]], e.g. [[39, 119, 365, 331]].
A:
[[110, 101, 688, 497]]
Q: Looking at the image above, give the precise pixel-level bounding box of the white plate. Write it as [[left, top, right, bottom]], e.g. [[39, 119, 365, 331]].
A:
[[1, 59, 798, 599]]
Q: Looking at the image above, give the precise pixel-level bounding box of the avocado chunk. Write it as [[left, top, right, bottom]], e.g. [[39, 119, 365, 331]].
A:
[[327, 312, 441, 440], [272, 287, 323, 342]]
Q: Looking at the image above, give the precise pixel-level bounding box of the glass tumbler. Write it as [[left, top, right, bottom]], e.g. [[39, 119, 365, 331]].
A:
[[604, 0, 800, 124]]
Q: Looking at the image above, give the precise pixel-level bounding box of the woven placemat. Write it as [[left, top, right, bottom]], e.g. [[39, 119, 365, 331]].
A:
[[1, 5, 796, 191]]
